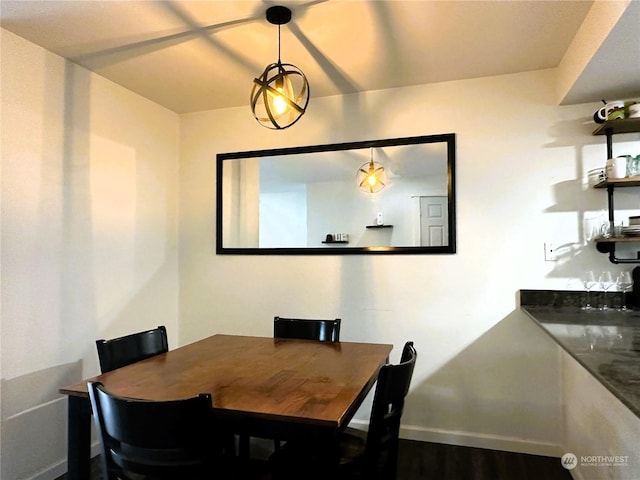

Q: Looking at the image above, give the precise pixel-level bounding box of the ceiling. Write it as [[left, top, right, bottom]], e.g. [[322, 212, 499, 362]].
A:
[[1, 0, 638, 114]]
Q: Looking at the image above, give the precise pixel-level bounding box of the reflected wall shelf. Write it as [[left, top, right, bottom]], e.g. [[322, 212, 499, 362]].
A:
[[592, 118, 640, 263], [366, 225, 393, 229]]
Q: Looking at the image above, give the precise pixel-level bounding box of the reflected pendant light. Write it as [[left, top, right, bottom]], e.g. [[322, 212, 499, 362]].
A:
[[357, 148, 387, 193], [250, 6, 310, 130]]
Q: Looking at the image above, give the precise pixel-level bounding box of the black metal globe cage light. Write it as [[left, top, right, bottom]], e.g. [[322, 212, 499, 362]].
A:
[[356, 148, 387, 193], [250, 6, 310, 130]]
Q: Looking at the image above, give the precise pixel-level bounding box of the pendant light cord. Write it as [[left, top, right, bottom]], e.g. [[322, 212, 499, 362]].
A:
[[277, 24, 282, 63]]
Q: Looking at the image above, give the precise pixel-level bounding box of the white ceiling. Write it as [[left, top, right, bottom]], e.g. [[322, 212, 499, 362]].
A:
[[1, 0, 639, 114]]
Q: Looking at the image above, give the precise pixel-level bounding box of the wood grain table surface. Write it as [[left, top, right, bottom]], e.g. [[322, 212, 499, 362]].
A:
[[59, 334, 393, 479]]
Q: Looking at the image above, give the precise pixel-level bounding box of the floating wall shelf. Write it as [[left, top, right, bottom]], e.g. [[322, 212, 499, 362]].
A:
[[592, 118, 640, 264]]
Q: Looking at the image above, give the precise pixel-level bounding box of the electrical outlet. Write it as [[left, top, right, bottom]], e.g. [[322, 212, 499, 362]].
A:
[[544, 242, 557, 261]]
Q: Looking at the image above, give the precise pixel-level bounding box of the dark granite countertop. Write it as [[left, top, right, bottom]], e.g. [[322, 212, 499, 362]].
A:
[[520, 290, 640, 419]]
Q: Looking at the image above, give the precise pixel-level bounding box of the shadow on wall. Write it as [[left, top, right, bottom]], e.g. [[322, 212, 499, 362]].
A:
[[57, 59, 100, 369], [55, 56, 179, 370], [1, 361, 83, 479], [401, 308, 563, 457], [542, 175, 610, 278], [543, 185, 640, 277], [545, 115, 606, 277], [544, 115, 640, 279]]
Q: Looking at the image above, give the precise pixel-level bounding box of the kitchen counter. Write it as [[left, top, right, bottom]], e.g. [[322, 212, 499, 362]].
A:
[[520, 289, 640, 419]]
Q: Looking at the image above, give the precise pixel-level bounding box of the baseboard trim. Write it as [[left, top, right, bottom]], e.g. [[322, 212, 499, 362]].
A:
[[28, 461, 67, 480], [27, 443, 101, 480], [348, 420, 563, 458]]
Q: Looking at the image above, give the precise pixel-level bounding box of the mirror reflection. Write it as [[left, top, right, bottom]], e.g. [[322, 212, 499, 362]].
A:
[[216, 134, 456, 254]]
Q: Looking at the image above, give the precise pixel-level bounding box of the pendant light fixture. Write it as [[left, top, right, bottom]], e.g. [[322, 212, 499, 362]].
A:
[[250, 6, 310, 130], [357, 148, 387, 193]]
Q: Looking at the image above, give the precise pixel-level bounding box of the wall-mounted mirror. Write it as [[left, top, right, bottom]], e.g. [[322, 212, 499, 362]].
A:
[[216, 134, 456, 254]]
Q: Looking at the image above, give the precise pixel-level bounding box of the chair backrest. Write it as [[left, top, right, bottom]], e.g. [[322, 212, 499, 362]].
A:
[[364, 341, 417, 480], [95, 325, 168, 373], [273, 317, 341, 342], [88, 381, 216, 480]]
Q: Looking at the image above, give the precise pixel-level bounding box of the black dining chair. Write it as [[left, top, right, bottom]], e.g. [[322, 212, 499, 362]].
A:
[[270, 341, 417, 480], [95, 325, 168, 373], [88, 381, 231, 480], [273, 316, 341, 342]]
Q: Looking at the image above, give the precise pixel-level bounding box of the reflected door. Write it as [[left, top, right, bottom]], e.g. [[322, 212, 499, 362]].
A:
[[420, 196, 448, 246]]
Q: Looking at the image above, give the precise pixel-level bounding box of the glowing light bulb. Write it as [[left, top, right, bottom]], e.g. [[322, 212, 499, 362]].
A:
[[356, 149, 387, 193], [273, 88, 288, 115], [365, 161, 379, 187]]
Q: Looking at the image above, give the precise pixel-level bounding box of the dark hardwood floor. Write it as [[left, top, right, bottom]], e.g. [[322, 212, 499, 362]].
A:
[[396, 440, 572, 480], [56, 439, 572, 480]]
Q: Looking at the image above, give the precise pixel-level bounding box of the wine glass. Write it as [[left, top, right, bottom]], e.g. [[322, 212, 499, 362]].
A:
[[617, 271, 633, 311], [581, 270, 597, 310], [599, 271, 614, 310]]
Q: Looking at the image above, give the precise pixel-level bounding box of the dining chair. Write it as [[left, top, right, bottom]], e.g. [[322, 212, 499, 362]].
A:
[[88, 381, 231, 480], [270, 341, 417, 480], [273, 316, 341, 342], [95, 325, 168, 373]]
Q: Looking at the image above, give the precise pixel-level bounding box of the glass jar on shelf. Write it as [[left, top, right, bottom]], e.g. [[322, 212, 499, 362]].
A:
[[626, 154, 640, 177]]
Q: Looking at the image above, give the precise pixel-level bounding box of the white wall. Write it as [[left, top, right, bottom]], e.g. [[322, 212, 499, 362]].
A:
[[179, 68, 640, 459], [1, 29, 180, 479]]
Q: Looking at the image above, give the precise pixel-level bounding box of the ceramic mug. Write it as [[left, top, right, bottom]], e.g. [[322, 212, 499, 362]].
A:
[[607, 102, 625, 120], [594, 100, 624, 123], [606, 156, 628, 179]]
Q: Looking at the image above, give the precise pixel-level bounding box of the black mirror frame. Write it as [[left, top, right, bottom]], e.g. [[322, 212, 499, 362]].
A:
[[216, 134, 456, 255]]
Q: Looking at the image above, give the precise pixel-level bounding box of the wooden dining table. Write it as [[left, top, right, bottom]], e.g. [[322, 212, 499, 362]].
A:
[[59, 334, 393, 480]]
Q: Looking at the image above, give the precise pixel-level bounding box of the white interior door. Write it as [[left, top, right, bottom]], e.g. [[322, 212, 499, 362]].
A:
[[419, 196, 448, 246]]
